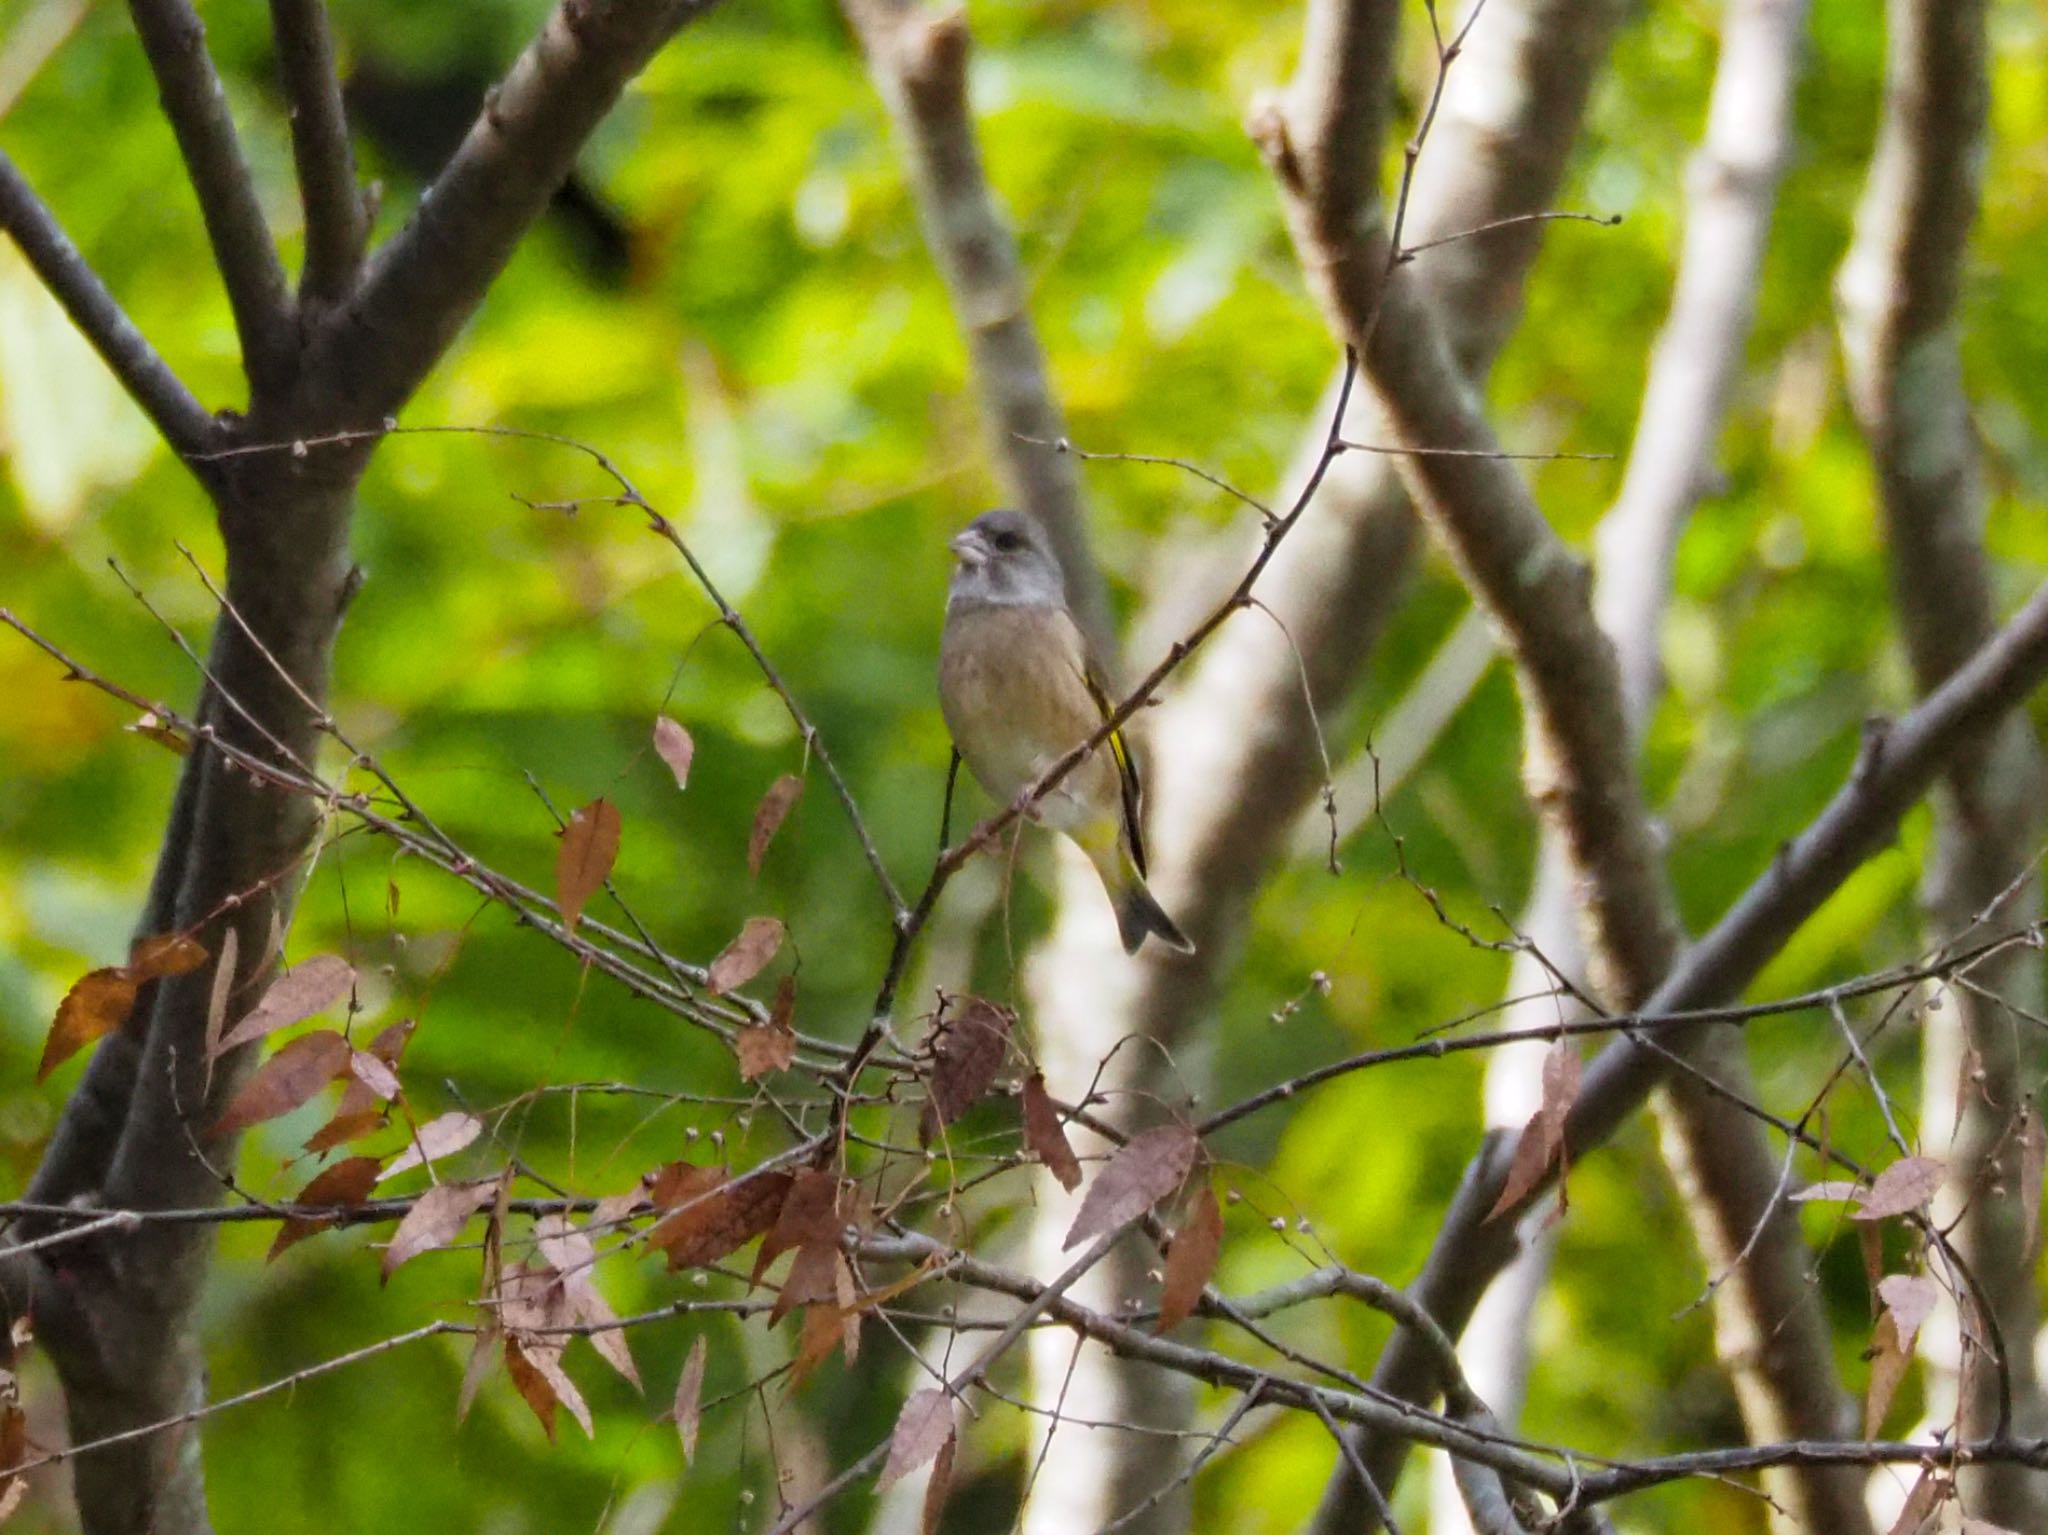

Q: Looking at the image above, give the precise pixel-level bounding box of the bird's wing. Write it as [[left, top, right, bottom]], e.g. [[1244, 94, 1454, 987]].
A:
[[1078, 648, 1147, 877]]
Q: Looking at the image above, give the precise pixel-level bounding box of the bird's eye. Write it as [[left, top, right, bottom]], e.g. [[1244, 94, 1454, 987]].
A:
[[992, 531, 1024, 553]]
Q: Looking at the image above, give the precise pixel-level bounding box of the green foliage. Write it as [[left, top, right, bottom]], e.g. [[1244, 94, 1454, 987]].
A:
[[2, 1, 2046, 1531]]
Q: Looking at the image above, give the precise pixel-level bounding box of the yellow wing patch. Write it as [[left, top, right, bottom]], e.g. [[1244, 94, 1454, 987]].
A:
[[1081, 665, 1148, 877]]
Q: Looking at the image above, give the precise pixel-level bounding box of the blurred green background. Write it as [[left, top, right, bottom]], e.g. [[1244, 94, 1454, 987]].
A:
[[2, 0, 2047, 1530]]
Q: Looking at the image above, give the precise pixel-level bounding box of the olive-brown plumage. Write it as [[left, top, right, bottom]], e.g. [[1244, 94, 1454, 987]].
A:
[[937, 509, 1192, 955]]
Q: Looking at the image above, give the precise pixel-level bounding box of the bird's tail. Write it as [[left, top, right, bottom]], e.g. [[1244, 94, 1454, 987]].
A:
[[1085, 838, 1194, 956]]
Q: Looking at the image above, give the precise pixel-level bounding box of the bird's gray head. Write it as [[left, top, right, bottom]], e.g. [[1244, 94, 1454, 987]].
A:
[[947, 508, 1067, 611]]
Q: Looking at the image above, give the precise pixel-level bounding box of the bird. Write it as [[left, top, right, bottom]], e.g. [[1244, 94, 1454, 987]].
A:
[[938, 509, 1194, 956]]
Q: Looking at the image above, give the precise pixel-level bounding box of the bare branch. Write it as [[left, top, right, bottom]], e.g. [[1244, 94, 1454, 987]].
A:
[[1344, 568, 2048, 1525], [311, 0, 722, 426], [124, 0, 295, 396], [0, 152, 220, 465], [1837, 0, 2048, 1521], [268, 0, 367, 305], [839, 0, 1112, 651]]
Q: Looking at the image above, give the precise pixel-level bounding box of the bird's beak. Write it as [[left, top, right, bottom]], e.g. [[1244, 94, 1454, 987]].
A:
[[949, 531, 988, 569]]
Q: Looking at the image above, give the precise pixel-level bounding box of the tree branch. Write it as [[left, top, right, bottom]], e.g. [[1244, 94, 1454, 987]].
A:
[[1836, 0, 2048, 1524], [838, 0, 1112, 651], [310, 0, 721, 427], [0, 152, 220, 466], [125, 0, 296, 397], [268, 0, 367, 306], [1335, 568, 2048, 1530]]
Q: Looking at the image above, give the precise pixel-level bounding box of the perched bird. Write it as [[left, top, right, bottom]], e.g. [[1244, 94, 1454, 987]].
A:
[[938, 509, 1194, 956]]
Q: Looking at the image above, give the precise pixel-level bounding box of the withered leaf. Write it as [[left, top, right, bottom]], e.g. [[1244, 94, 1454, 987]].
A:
[[126, 710, 189, 754], [348, 1050, 402, 1102], [210, 1029, 353, 1138], [130, 932, 208, 979], [1885, 1467, 1946, 1535], [39, 968, 141, 1082], [213, 953, 354, 1056], [1064, 1123, 1199, 1251], [1855, 1155, 1945, 1221], [708, 917, 785, 995], [378, 1111, 484, 1182], [674, 1335, 708, 1463], [270, 1154, 383, 1260], [382, 1179, 495, 1281], [1487, 1039, 1581, 1222], [736, 1023, 797, 1081], [303, 1108, 386, 1155], [1791, 1180, 1866, 1204], [658, 1169, 792, 1272], [878, 1387, 955, 1491], [328, 1017, 418, 1129], [364, 1016, 419, 1066], [653, 716, 696, 790], [1877, 1272, 1941, 1349], [1864, 1308, 1909, 1437], [38, 928, 204, 1080], [1021, 1073, 1082, 1191], [555, 798, 622, 935], [504, 1337, 559, 1441], [523, 1339, 594, 1439], [919, 997, 1013, 1146], [203, 925, 240, 1066], [770, 1244, 847, 1327], [792, 1299, 857, 1386], [751, 1169, 848, 1288], [645, 1162, 727, 1251], [590, 1183, 651, 1240], [920, 1430, 957, 1535], [736, 974, 799, 1080], [576, 1284, 641, 1393], [1157, 1184, 1223, 1333], [747, 774, 805, 878], [457, 1322, 499, 1424]]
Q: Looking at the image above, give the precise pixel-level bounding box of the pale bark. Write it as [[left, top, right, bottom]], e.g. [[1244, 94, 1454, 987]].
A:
[[1836, 0, 2048, 1525]]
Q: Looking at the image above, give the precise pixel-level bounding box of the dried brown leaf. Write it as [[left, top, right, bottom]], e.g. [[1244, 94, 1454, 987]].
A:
[[209, 1029, 353, 1138], [203, 925, 239, 1065], [126, 710, 189, 754], [1877, 1272, 1941, 1349], [573, 1283, 641, 1392], [378, 1111, 484, 1182], [736, 1023, 797, 1081], [1791, 1181, 1866, 1204], [920, 1430, 957, 1535], [751, 1169, 849, 1287], [1855, 1155, 1945, 1221], [303, 1108, 387, 1155], [792, 1301, 854, 1387], [457, 1322, 499, 1423], [1864, 1308, 1909, 1437], [349, 1050, 402, 1102], [270, 1154, 384, 1260], [1158, 1184, 1223, 1333], [748, 774, 805, 878], [1487, 1039, 1581, 1221], [39, 968, 141, 1082], [504, 1336, 559, 1441], [213, 953, 354, 1056], [878, 1387, 955, 1491], [1884, 1467, 1945, 1535], [658, 1170, 792, 1272], [37, 923, 202, 1080], [708, 917, 785, 995], [771, 1244, 846, 1326], [1063, 1123, 1198, 1251], [555, 797, 622, 935], [1021, 1073, 1081, 1191], [674, 1335, 708, 1463], [653, 716, 696, 790], [382, 1180, 495, 1281], [128, 932, 209, 979], [523, 1340, 593, 1439], [920, 997, 1012, 1145]]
